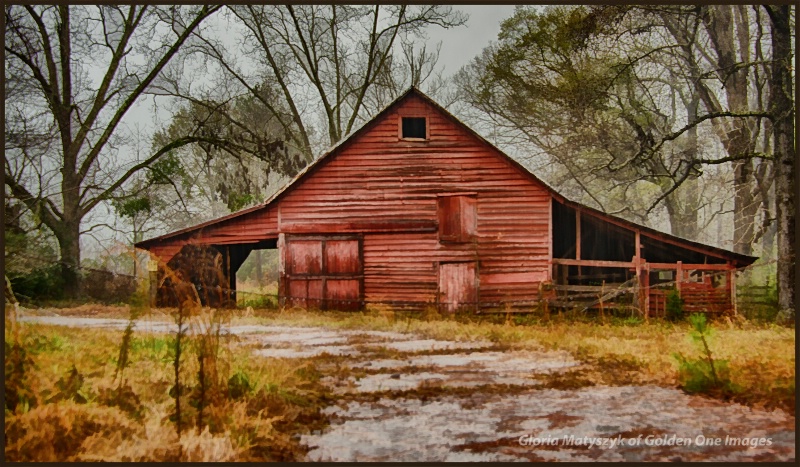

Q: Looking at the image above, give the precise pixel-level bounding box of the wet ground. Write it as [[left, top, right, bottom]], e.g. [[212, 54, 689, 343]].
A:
[[20, 314, 796, 462]]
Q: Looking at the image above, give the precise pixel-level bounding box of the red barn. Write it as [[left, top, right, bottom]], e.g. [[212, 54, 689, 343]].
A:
[[135, 88, 756, 317]]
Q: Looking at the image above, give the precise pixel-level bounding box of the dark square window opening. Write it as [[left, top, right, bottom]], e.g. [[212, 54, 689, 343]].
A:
[[401, 117, 427, 139]]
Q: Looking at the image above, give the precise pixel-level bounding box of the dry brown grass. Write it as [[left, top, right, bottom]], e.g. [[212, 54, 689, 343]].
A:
[[3, 318, 328, 462], [235, 307, 795, 411], [7, 305, 793, 461]]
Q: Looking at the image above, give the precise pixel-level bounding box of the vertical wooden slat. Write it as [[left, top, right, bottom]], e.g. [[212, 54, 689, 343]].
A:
[[643, 262, 650, 319], [575, 209, 581, 260], [278, 233, 286, 308], [576, 210, 582, 283], [729, 264, 737, 315]]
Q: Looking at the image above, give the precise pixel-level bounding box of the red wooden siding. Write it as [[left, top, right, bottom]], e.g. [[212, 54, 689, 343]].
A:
[[278, 95, 551, 308], [147, 206, 279, 264]]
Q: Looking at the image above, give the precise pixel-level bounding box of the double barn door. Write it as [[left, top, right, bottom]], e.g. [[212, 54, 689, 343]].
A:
[[283, 236, 363, 311]]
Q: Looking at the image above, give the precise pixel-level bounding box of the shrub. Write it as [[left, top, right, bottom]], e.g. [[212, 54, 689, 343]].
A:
[[81, 269, 138, 304], [8, 264, 65, 302], [665, 289, 684, 322], [238, 294, 278, 310], [228, 370, 254, 400], [673, 313, 737, 396], [674, 354, 735, 394]]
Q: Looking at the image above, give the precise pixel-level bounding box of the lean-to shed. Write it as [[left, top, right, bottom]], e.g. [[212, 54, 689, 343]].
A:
[[135, 87, 756, 316]]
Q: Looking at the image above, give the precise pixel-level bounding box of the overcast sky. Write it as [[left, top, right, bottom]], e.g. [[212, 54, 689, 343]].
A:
[[429, 5, 517, 77]]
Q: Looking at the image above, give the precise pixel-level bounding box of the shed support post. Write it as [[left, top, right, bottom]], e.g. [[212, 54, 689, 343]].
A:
[[278, 234, 286, 309], [676, 261, 683, 296], [643, 262, 650, 320], [227, 245, 237, 307], [634, 230, 646, 317], [147, 255, 159, 308], [576, 210, 581, 283], [729, 264, 737, 316]]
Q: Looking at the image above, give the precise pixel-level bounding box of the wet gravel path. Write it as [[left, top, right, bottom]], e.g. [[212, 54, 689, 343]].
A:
[[21, 314, 795, 462]]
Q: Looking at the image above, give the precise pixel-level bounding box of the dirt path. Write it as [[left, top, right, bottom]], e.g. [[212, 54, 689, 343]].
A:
[[20, 314, 796, 462]]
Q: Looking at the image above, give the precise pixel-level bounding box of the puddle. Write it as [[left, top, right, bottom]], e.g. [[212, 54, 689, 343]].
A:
[[378, 339, 487, 352], [254, 345, 361, 358], [337, 371, 540, 393], [352, 350, 577, 372], [333, 350, 577, 393], [303, 385, 796, 462]]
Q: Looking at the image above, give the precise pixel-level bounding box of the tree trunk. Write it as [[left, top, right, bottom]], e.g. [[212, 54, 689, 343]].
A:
[[766, 5, 795, 321], [702, 5, 760, 255], [664, 190, 698, 239], [58, 220, 82, 298], [665, 94, 701, 240], [732, 159, 759, 255]]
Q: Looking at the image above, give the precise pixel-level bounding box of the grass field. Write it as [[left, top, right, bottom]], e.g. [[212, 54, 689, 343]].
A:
[[4, 305, 795, 461]]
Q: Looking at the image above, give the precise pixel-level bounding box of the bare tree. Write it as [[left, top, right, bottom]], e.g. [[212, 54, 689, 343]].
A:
[[4, 5, 222, 297], [191, 5, 467, 159]]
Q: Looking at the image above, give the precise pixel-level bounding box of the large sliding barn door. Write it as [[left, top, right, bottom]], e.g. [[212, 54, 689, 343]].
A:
[[283, 236, 363, 311]]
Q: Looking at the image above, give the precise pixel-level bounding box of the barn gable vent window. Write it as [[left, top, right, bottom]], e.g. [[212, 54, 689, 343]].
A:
[[401, 116, 427, 140], [437, 194, 477, 243]]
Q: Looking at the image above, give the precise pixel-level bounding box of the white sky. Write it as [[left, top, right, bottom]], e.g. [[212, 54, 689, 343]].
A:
[[430, 5, 517, 77]]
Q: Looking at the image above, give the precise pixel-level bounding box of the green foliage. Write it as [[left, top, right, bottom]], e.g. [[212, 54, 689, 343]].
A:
[[673, 314, 737, 396], [674, 353, 735, 394], [227, 370, 254, 400], [610, 315, 644, 326], [688, 313, 710, 337], [130, 335, 171, 362], [665, 289, 684, 322], [228, 192, 258, 211], [9, 264, 65, 302], [49, 365, 88, 404], [239, 294, 278, 310], [146, 152, 186, 186], [112, 197, 152, 219], [4, 228, 59, 276]]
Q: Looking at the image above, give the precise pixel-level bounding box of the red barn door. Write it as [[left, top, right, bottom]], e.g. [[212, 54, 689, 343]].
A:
[[284, 236, 363, 310], [438, 262, 478, 313]]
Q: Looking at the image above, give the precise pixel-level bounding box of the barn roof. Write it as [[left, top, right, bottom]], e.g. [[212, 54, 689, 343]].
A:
[[135, 87, 757, 267]]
